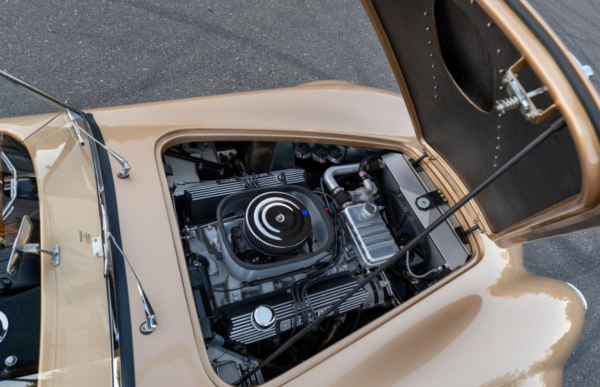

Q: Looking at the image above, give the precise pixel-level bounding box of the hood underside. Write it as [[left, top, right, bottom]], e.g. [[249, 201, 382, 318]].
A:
[[367, 0, 590, 234]]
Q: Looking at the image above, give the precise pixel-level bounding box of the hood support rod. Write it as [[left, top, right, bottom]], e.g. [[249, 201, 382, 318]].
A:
[[235, 116, 567, 385]]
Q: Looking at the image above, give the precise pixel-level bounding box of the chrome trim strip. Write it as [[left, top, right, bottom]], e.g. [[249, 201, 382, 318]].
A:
[[0, 70, 80, 113]]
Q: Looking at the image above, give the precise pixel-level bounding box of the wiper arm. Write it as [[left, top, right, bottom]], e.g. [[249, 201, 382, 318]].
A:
[[67, 109, 132, 179], [1, 151, 17, 220], [107, 233, 157, 335]]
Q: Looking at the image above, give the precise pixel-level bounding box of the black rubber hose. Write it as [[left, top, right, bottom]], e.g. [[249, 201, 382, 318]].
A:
[[359, 154, 382, 173]]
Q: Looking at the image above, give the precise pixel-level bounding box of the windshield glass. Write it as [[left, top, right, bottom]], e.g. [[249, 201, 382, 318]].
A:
[[0, 75, 63, 119]]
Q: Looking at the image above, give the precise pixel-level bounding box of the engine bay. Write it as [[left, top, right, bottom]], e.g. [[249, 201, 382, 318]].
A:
[[164, 141, 472, 385]]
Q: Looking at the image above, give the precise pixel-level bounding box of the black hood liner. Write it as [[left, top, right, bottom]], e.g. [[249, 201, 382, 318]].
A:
[[371, 0, 581, 232]]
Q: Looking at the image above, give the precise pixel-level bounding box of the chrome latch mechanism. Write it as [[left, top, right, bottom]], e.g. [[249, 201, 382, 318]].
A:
[[18, 244, 61, 266], [495, 57, 556, 123]]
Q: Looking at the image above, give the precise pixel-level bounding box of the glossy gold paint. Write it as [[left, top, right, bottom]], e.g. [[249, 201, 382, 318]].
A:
[[479, 0, 600, 243], [0, 113, 60, 142], [0, 111, 112, 386], [89, 84, 427, 387], [286, 238, 583, 387], [361, 0, 600, 246], [89, 79, 583, 385], [0, 0, 589, 385]]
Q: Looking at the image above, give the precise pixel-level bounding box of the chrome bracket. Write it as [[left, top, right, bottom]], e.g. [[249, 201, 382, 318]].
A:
[[41, 245, 61, 266], [24, 244, 61, 266], [92, 236, 104, 258], [36, 245, 60, 266], [415, 190, 448, 210]]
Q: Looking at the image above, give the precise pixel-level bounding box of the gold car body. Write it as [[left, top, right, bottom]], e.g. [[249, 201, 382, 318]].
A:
[[1, 0, 597, 385], [7, 112, 112, 386]]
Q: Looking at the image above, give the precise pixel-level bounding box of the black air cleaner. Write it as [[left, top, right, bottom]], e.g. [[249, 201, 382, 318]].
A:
[[243, 192, 312, 256]]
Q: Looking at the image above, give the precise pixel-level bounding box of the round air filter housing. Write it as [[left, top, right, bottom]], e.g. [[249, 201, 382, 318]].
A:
[[243, 192, 312, 256]]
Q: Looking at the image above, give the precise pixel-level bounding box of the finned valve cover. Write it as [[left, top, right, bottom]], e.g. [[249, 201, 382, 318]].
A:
[[219, 273, 367, 345]]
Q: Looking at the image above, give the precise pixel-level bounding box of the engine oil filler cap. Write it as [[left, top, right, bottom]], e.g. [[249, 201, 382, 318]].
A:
[[362, 202, 379, 217], [252, 305, 276, 329]]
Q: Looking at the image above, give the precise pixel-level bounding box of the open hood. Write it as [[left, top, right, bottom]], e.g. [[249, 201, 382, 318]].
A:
[[362, 0, 600, 243]]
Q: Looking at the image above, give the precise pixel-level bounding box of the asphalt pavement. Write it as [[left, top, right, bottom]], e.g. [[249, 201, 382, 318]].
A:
[[1, 0, 598, 385]]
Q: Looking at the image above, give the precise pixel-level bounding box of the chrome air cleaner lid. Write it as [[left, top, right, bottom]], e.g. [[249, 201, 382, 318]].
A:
[[243, 191, 311, 256]]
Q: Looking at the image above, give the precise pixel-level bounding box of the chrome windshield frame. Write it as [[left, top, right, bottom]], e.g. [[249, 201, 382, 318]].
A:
[[0, 70, 80, 114]]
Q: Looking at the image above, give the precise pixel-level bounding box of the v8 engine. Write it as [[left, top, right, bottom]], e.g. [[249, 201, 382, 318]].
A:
[[165, 141, 471, 385]]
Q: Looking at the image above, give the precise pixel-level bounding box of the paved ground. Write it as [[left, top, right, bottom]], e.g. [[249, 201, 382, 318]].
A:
[[1, 0, 598, 385]]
